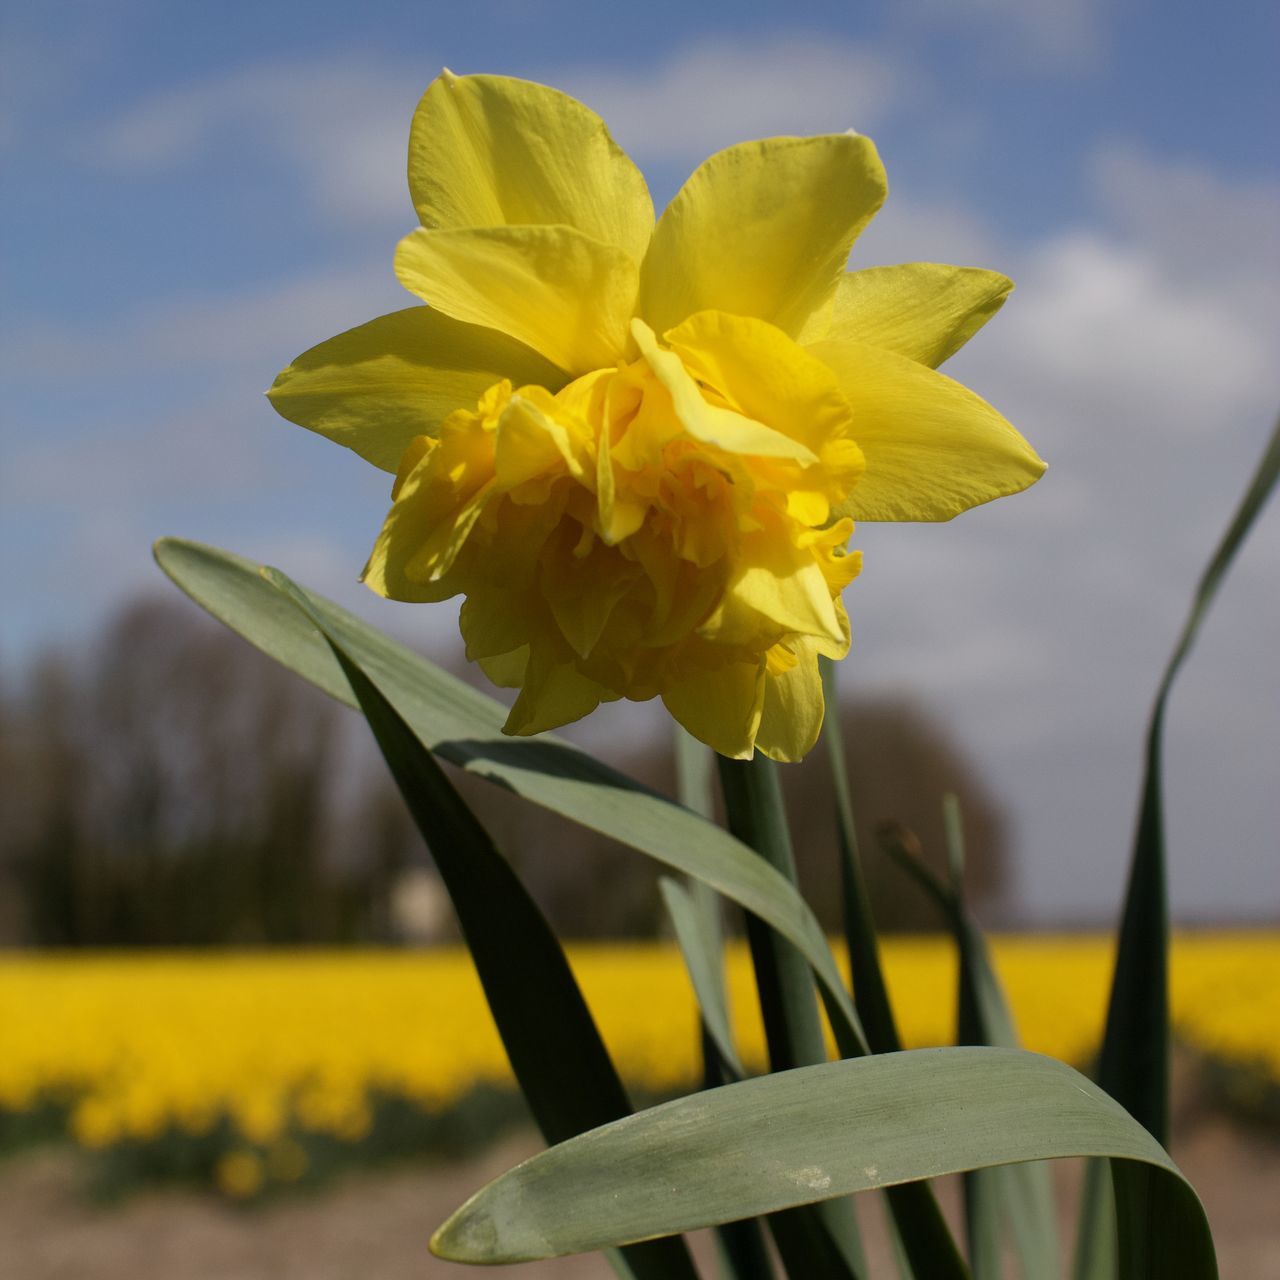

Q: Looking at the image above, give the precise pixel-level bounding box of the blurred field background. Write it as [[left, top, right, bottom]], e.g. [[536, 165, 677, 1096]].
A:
[[2, 595, 1278, 1275]]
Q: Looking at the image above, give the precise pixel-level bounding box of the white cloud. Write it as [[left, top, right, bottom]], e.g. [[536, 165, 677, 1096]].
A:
[[95, 58, 421, 227], [0, 261, 405, 383], [91, 36, 913, 229], [892, 0, 1105, 69], [557, 36, 911, 163], [841, 144, 1280, 921]]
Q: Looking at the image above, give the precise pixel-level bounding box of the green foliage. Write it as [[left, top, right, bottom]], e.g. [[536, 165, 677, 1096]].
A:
[[431, 1048, 1215, 1276], [152, 415, 1280, 1276]]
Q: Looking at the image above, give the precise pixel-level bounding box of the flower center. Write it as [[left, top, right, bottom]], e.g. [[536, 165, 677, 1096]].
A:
[[363, 311, 865, 738]]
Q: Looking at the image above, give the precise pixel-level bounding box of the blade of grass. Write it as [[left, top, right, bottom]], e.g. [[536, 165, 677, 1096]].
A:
[[876, 817, 1059, 1278], [1099, 414, 1280, 1144], [818, 656, 901, 1055], [819, 658, 919, 1280], [308, 630, 700, 1280], [942, 797, 1059, 1280], [660, 876, 745, 1081], [1080, 414, 1280, 1274]]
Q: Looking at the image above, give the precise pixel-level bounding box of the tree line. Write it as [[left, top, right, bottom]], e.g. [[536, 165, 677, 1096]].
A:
[[0, 597, 1007, 946]]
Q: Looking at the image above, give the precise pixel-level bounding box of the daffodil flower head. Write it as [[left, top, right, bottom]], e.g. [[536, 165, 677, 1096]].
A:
[[269, 71, 1045, 761]]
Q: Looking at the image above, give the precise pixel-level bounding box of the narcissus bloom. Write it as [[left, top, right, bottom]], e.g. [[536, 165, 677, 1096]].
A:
[[269, 71, 1044, 761]]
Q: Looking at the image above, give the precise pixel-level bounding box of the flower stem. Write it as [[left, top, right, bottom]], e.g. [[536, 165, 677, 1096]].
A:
[[717, 753, 867, 1279]]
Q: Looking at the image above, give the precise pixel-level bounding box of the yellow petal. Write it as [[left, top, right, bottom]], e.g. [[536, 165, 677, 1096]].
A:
[[460, 594, 533, 662], [493, 394, 582, 491], [362, 478, 487, 602], [504, 646, 606, 736], [662, 660, 765, 759], [267, 307, 563, 473], [631, 319, 818, 463], [756, 639, 826, 762], [810, 338, 1046, 522], [409, 71, 654, 265], [705, 553, 845, 652], [663, 310, 857, 457], [810, 264, 1013, 367], [541, 543, 639, 659], [638, 134, 886, 339], [396, 226, 638, 375], [477, 646, 528, 689]]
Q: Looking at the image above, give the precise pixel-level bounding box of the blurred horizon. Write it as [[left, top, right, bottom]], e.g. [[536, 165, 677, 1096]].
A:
[[2, 0, 1277, 926]]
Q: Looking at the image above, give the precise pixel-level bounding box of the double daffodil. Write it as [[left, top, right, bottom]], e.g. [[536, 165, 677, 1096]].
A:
[[269, 71, 1045, 761]]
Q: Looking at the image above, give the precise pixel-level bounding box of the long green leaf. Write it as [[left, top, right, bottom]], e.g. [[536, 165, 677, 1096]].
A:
[[819, 659, 920, 1280], [153, 537, 870, 1062], [942, 797, 1059, 1280], [305, 620, 699, 1280], [431, 1047, 1216, 1279], [669, 732, 773, 1280], [876, 816, 1060, 1278], [660, 876, 744, 1081], [818, 657, 902, 1057], [1079, 415, 1280, 1275], [1098, 414, 1280, 1145]]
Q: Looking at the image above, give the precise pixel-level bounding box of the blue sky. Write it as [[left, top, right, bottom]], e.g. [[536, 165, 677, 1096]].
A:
[[2, 0, 1277, 922]]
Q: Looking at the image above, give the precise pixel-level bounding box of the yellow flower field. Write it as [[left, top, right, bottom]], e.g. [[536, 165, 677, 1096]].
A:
[[0, 932, 1274, 1178]]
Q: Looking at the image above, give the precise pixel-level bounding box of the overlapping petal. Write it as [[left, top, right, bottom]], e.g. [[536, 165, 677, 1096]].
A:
[[395, 226, 638, 374], [662, 659, 765, 761], [267, 308, 564, 473], [638, 134, 886, 340], [809, 337, 1046, 522], [409, 71, 654, 265], [755, 639, 827, 762], [809, 263, 1013, 367], [273, 70, 1045, 763]]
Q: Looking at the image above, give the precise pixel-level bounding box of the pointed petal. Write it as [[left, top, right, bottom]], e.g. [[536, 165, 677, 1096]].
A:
[[810, 338, 1046, 522], [396, 226, 637, 374], [639, 134, 886, 339], [409, 71, 653, 265], [267, 308, 563, 473], [504, 645, 606, 736], [662, 661, 765, 760], [704, 553, 846, 652], [756, 640, 826, 762], [812, 264, 1013, 368]]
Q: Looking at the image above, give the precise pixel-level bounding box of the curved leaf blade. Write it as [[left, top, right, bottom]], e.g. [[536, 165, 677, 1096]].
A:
[[152, 538, 869, 1059], [1099, 414, 1280, 1145], [432, 1047, 1216, 1280], [307, 629, 701, 1279]]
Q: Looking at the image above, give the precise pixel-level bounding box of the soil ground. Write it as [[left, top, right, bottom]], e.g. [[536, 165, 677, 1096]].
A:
[[2, 1080, 1276, 1279]]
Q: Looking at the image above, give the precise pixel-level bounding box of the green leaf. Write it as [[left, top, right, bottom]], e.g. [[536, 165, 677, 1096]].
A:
[[669, 731, 773, 1280], [431, 1047, 1217, 1280], [1098, 414, 1280, 1145], [660, 876, 744, 1081], [818, 656, 901, 1056], [1079, 416, 1280, 1276], [294, 606, 699, 1280], [941, 797, 1059, 1280], [717, 755, 873, 1280], [152, 537, 869, 1063]]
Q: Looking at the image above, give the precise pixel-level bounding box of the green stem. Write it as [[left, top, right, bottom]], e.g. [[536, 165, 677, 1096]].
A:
[[718, 754, 867, 1280]]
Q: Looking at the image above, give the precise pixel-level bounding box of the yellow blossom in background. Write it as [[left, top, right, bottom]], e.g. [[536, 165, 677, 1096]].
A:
[[268, 72, 1045, 760], [1, 934, 1275, 1196]]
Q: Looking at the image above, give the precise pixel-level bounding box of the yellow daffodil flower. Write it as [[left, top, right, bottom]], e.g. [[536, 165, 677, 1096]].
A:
[[268, 71, 1045, 761]]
